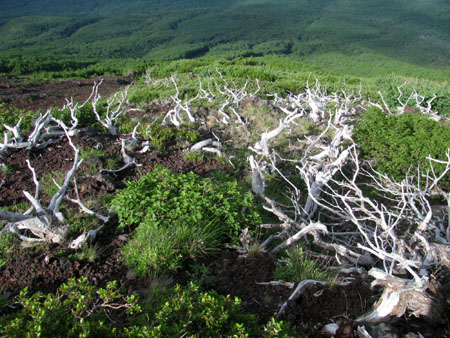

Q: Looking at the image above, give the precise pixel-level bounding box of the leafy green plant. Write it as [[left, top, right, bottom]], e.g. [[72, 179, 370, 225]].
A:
[[354, 107, 450, 189], [183, 150, 205, 162], [111, 166, 260, 234], [53, 104, 100, 130], [111, 166, 260, 275], [0, 277, 141, 337], [147, 124, 201, 150], [0, 232, 17, 268], [274, 246, 335, 283], [0, 104, 38, 135], [125, 282, 296, 337], [187, 263, 216, 288]]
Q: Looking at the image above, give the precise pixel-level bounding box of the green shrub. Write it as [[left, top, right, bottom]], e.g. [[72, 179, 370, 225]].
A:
[[0, 277, 141, 338], [354, 107, 450, 189], [111, 166, 260, 275], [147, 124, 201, 150], [0, 232, 17, 268], [274, 246, 335, 283], [125, 282, 297, 337], [53, 104, 100, 130], [0, 104, 38, 135], [0, 279, 298, 337], [183, 150, 206, 162], [186, 263, 216, 288]]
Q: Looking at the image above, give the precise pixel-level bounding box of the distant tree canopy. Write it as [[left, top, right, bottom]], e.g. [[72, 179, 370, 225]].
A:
[[0, 0, 448, 78]]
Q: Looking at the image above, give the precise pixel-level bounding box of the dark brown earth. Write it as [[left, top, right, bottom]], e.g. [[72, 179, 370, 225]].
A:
[[0, 76, 133, 112], [1, 79, 450, 337]]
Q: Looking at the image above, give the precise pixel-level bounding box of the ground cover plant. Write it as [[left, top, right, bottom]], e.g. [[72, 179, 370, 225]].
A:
[[0, 277, 141, 337], [0, 59, 449, 337], [112, 166, 260, 275], [354, 107, 450, 188]]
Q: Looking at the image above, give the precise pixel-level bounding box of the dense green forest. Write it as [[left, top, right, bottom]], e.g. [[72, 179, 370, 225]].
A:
[[0, 0, 449, 80]]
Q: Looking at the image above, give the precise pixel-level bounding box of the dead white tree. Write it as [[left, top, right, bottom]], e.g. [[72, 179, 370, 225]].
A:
[[198, 71, 260, 126], [90, 80, 137, 136], [101, 123, 141, 174], [162, 77, 199, 128], [190, 137, 223, 157], [0, 110, 55, 154], [0, 81, 112, 155], [314, 148, 449, 322], [247, 82, 448, 323], [1, 120, 108, 248], [215, 69, 260, 107], [269, 77, 335, 124]]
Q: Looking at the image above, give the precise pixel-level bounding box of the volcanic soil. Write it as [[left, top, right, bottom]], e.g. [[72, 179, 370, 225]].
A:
[[1, 79, 449, 337]]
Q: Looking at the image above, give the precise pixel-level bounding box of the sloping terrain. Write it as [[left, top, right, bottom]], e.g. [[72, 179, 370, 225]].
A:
[[1, 68, 450, 336], [0, 0, 449, 78]]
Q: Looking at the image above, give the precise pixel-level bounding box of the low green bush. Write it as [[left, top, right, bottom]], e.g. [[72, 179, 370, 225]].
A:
[[147, 124, 201, 150], [0, 104, 38, 135], [0, 278, 298, 337], [111, 166, 260, 275], [53, 104, 100, 130], [125, 282, 297, 337], [0, 277, 141, 337], [354, 107, 450, 189]]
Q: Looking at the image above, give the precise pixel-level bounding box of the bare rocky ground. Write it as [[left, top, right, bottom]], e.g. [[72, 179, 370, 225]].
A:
[[0, 76, 133, 112], [0, 79, 449, 337]]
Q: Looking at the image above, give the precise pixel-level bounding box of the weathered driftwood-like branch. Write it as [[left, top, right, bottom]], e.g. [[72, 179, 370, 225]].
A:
[[191, 138, 222, 152], [1, 121, 81, 243], [101, 123, 141, 174], [0, 110, 55, 154], [276, 279, 327, 320], [91, 80, 137, 135], [248, 82, 448, 322], [162, 77, 199, 128], [1, 119, 107, 247]]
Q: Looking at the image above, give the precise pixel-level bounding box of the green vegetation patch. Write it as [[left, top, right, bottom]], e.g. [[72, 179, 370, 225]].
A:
[[128, 282, 297, 337], [147, 123, 201, 150], [354, 107, 450, 188], [111, 166, 260, 275], [0, 277, 140, 337], [0, 277, 297, 337], [274, 246, 336, 284]]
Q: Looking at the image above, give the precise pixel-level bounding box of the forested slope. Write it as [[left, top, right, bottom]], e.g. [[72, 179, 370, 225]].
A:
[[0, 0, 449, 78]]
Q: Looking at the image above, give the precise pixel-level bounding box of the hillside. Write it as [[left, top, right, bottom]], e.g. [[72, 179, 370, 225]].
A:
[[1, 1, 450, 337], [1, 63, 450, 336], [0, 0, 449, 79]]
